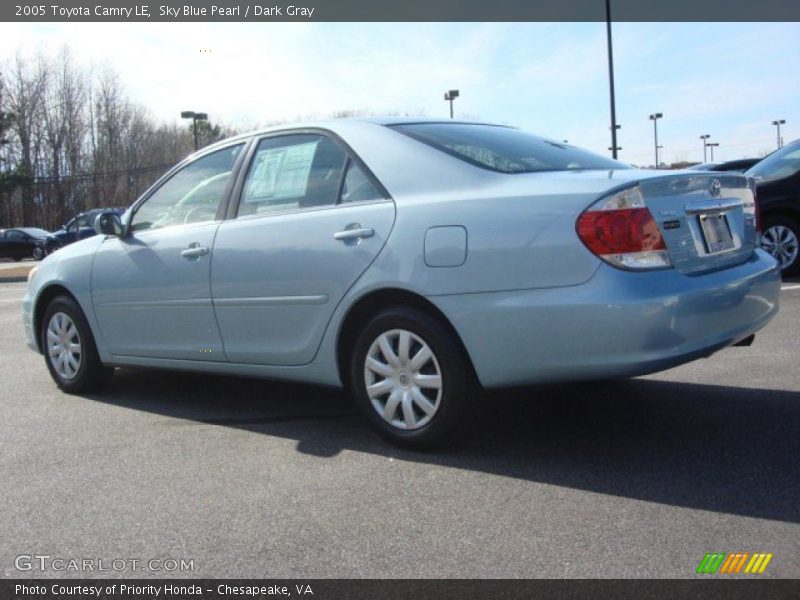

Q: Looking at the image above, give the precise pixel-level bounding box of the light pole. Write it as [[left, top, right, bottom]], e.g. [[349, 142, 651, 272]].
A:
[[649, 113, 663, 168], [607, 124, 621, 156], [443, 90, 459, 119], [771, 119, 786, 149], [605, 0, 619, 159], [708, 142, 719, 162], [700, 134, 711, 163], [181, 110, 208, 151]]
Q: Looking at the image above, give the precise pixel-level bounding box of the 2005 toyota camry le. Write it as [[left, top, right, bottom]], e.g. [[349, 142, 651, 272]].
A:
[[22, 118, 781, 447]]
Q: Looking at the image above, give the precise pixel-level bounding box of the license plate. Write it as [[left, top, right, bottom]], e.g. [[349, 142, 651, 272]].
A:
[[699, 213, 735, 254]]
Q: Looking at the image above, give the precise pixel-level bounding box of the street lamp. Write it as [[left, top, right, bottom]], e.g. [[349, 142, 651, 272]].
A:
[[700, 134, 711, 163], [443, 90, 459, 119], [708, 142, 719, 162], [181, 110, 208, 151], [608, 124, 621, 156], [771, 119, 786, 149], [649, 113, 663, 168]]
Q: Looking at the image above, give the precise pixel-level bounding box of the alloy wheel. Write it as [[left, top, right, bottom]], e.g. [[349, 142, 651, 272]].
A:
[[760, 224, 799, 270]]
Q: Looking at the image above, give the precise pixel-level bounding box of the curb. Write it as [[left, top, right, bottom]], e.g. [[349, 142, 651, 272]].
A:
[[0, 277, 28, 283]]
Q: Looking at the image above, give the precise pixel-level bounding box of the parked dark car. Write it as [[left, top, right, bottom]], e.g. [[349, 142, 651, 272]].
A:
[[688, 158, 762, 173], [44, 208, 126, 255], [746, 140, 800, 275], [0, 228, 50, 261]]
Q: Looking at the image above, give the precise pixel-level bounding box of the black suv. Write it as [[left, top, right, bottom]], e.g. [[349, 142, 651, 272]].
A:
[[44, 208, 126, 255], [747, 140, 800, 275]]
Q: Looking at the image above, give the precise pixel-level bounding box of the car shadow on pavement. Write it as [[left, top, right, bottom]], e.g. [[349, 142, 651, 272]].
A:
[[85, 368, 800, 524]]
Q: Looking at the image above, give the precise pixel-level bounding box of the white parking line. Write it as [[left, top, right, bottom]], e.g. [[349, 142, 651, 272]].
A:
[[782, 284, 800, 291]]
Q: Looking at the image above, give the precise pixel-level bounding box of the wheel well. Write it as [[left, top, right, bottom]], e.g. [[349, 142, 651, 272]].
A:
[[33, 284, 77, 353], [335, 288, 479, 389]]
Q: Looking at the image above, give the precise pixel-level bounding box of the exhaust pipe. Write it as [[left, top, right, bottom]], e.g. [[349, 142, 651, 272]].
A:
[[733, 334, 755, 347]]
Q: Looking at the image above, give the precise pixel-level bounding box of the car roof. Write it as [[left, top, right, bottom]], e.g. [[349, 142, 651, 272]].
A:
[[6, 227, 47, 235], [200, 117, 512, 152]]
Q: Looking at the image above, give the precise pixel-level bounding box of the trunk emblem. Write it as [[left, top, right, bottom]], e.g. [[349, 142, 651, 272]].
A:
[[709, 179, 722, 197]]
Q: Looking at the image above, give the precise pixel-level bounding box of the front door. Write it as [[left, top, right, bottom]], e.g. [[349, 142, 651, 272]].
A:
[[92, 142, 246, 361]]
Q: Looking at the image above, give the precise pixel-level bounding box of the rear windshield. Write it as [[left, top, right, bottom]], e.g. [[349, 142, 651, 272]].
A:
[[390, 123, 629, 174]]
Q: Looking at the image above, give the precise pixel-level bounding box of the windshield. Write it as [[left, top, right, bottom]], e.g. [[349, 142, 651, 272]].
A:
[[746, 141, 800, 181], [390, 122, 630, 174]]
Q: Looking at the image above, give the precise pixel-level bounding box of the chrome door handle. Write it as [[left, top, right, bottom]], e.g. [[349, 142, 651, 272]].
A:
[[334, 227, 375, 241], [181, 243, 209, 258]]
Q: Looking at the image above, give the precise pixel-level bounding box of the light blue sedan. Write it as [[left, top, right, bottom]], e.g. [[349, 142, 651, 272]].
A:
[[22, 119, 781, 447]]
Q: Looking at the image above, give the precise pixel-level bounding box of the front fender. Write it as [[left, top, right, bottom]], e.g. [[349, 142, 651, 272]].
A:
[[23, 237, 107, 359]]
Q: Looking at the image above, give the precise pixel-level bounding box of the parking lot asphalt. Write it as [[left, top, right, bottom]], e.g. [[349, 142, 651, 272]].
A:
[[1, 280, 798, 579]]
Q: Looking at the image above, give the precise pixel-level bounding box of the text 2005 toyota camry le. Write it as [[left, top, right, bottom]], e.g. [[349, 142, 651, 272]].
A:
[[22, 119, 781, 447]]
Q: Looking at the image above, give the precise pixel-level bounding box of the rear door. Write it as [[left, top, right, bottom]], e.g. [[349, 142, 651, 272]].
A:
[[211, 131, 395, 366]]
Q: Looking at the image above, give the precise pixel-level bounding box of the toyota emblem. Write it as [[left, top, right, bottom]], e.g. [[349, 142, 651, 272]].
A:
[[709, 179, 722, 197]]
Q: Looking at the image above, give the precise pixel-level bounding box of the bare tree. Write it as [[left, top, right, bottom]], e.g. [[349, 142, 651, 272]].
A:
[[0, 46, 238, 229], [4, 52, 48, 226]]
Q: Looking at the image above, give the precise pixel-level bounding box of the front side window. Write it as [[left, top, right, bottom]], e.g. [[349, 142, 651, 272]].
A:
[[238, 134, 347, 216], [391, 122, 629, 174], [131, 143, 244, 232]]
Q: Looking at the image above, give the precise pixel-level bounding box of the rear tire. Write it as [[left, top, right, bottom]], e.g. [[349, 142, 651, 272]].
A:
[[349, 306, 474, 449], [760, 215, 800, 276], [41, 296, 113, 393]]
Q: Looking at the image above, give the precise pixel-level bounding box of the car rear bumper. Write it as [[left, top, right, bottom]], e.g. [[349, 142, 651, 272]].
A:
[[431, 249, 781, 388]]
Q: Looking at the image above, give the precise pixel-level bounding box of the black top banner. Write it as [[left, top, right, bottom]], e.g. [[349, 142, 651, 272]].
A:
[[4, 0, 800, 22]]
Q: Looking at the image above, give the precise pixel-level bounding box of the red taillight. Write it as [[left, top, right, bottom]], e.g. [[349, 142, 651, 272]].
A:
[[577, 208, 667, 256], [577, 185, 672, 270]]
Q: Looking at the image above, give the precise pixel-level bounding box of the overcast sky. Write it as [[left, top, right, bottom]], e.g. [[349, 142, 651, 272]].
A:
[[1, 21, 798, 165]]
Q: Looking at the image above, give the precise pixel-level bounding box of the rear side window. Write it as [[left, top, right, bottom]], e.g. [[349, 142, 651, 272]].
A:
[[390, 123, 629, 174], [340, 160, 384, 204]]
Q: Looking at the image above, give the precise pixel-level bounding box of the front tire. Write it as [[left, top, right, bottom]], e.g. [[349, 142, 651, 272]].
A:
[[760, 215, 800, 276], [41, 296, 113, 393], [349, 306, 474, 449], [44, 240, 60, 256], [32, 246, 44, 261]]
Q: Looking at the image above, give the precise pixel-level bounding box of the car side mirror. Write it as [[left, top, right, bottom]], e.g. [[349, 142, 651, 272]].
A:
[[94, 213, 124, 237]]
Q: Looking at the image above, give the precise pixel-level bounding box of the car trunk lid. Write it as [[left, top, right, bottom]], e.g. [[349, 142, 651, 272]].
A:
[[637, 172, 758, 274]]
